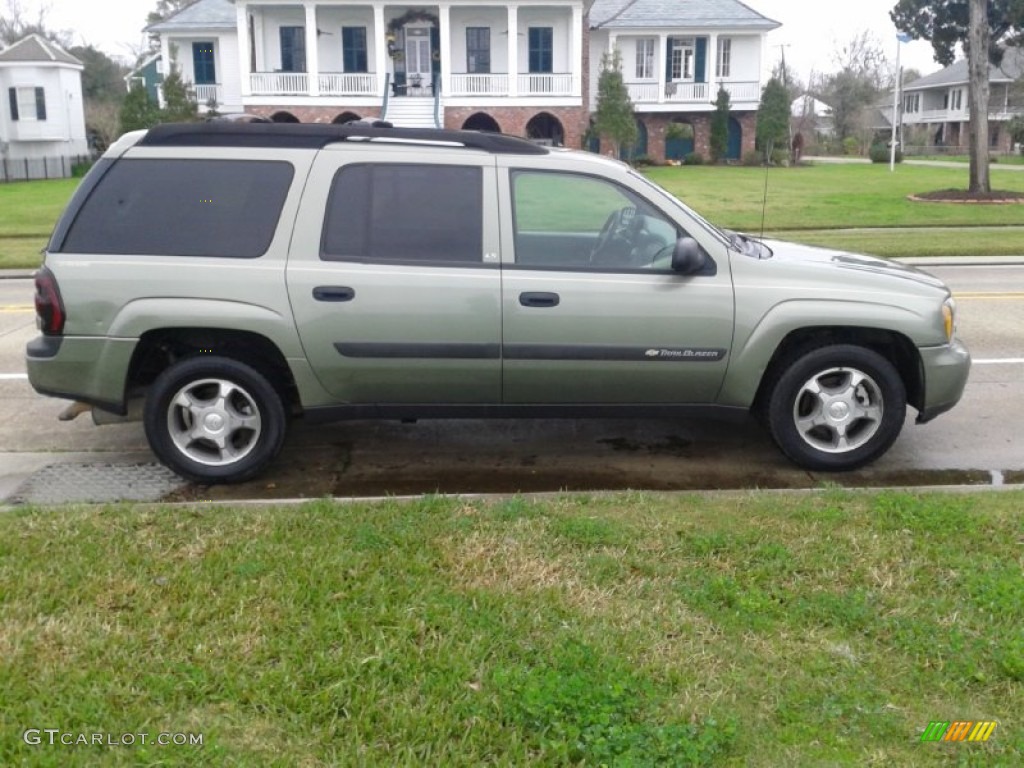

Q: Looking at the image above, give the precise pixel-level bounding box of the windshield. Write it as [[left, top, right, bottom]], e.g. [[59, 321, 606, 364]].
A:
[[628, 169, 730, 246]]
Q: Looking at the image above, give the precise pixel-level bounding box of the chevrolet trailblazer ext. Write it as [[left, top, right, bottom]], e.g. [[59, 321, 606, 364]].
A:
[[27, 123, 969, 483]]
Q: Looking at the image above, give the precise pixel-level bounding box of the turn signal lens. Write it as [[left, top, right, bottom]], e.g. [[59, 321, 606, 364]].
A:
[[942, 299, 956, 341]]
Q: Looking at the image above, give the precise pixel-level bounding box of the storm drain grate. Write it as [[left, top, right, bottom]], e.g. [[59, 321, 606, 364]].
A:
[[6, 462, 188, 505]]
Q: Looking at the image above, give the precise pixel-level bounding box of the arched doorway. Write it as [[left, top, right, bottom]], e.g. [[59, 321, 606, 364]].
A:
[[462, 113, 501, 133], [332, 111, 361, 124], [666, 119, 694, 161], [727, 117, 742, 160], [620, 118, 648, 161], [525, 112, 564, 146], [271, 111, 300, 123]]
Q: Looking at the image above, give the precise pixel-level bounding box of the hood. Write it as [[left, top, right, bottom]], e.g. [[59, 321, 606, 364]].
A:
[[757, 238, 949, 292]]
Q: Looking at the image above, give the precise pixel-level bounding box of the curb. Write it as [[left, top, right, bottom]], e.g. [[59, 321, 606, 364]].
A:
[[0, 270, 35, 280]]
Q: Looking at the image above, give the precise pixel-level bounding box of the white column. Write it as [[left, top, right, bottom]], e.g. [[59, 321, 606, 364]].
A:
[[657, 34, 667, 104], [304, 2, 320, 96], [237, 2, 252, 97], [373, 4, 386, 97], [507, 6, 518, 97], [708, 33, 718, 101], [571, 3, 582, 98], [160, 36, 172, 108], [607, 33, 617, 55], [439, 4, 451, 97]]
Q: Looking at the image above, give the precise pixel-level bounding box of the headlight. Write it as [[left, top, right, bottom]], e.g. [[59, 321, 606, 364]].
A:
[[941, 298, 957, 341]]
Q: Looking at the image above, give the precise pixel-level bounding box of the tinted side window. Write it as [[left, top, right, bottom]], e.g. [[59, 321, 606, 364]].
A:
[[512, 171, 680, 271], [322, 164, 482, 265], [61, 159, 294, 258]]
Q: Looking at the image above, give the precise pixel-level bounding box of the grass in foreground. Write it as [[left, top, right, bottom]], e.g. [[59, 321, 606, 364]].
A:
[[1, 490, 1021, 766]]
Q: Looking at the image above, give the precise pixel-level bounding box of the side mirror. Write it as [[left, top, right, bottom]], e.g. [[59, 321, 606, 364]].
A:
[[671, 237, 707, 274]]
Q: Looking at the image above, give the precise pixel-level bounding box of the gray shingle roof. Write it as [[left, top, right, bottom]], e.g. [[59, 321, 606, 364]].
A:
[[904, 47, 1024, 91], [0, 34, 82, 66], [590, 0, 779, 30], [147, 0, 236, 33]]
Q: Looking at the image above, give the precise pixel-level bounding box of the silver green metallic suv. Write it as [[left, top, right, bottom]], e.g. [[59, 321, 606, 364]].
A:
[[27, 122, 970, 484]]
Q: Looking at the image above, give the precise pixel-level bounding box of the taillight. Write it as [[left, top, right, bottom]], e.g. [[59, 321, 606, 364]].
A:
[[34, 266, 65, 335]]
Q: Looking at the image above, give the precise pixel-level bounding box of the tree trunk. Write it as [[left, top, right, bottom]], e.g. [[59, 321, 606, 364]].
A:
[[967, 0, 991, 194]]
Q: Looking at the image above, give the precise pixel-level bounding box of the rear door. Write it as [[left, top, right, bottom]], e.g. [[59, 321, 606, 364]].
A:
[[287, 145, 501, 404]]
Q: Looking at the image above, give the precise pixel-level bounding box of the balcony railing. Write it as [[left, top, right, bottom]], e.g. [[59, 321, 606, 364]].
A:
[[449, 73, 510, 96], [518, 73, 573, 96], [626, 82, 660, 102], [664, 82, 709, 103], [721, 81, 760, 102], [250, 72, 309, 96], [319, 72, 378, 96]]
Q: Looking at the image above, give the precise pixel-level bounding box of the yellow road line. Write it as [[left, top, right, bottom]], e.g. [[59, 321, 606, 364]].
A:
[[954, 292, 1024, 300], [0, 305, 34, 312]]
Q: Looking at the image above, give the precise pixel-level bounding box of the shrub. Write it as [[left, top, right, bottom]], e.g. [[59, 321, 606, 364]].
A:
[[682, 152, 705, 166], [869, 143, 902, 164], [742, 150, 763, 167], [842, 136, 860, 156], [71, 160, 94, 178], [770, 148, 790, 167]]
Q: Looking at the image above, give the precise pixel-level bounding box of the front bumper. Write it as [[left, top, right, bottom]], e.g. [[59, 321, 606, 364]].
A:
[[916, 338, 971, 424], [26, 335, 138, 415]]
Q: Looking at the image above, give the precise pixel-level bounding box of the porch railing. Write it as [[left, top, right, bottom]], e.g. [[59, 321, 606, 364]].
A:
[[626, 82, 660, 103], [319, 72, 378, 96], [193, 84, 222, 106], [449, 73, 509, 96], [518, 73, 573, 96], [250, 72, 309, 96]]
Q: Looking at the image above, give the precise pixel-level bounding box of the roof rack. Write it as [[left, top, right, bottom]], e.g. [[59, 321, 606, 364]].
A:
[[138, 122, 550, 155]]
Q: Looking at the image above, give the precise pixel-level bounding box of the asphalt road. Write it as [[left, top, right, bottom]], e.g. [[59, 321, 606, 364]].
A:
[[1, 263, 1022, 502]]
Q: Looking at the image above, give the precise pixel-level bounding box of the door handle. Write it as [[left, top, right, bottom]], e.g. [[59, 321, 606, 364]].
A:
[[519, 292, 560, 308], [313, 286, 356, 302]]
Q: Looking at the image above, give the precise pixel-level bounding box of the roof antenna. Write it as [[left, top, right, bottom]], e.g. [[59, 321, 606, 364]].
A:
[[760, 139, 773, 243]]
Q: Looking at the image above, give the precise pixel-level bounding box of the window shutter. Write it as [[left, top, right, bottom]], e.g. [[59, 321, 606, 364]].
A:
[[665, 38, 674, 80], [695, 38, 706, 83], [529, 28, 539, 72], [8, 87, 18, 121]]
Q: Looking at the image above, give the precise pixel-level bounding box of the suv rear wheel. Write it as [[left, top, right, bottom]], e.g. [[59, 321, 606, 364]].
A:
[[767, 345, 906, 471], [143, 356, 287, 484]]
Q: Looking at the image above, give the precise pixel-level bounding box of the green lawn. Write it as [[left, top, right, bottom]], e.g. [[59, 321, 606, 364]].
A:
[[0, 178, 76, 269], [1, 491, 1021, 766]]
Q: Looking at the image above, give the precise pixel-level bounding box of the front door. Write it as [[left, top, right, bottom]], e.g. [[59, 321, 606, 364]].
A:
[[498, 165, 734, 405], [404, 26, 432, 92]]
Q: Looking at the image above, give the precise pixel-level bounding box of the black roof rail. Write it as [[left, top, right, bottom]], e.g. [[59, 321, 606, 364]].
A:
[[137, 122, 550, 155]]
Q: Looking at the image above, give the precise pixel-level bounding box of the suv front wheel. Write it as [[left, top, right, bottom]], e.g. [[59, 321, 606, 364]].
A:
[[143, 356, 287, 484], [767, 345, 907, 471]]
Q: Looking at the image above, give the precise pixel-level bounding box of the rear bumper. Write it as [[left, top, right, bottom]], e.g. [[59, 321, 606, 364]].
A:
[[26, 335, 137, 415], [916, 339, 971, 424]]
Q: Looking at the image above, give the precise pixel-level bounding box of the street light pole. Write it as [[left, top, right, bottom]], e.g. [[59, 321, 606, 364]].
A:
[[890, 33, 912, 172]]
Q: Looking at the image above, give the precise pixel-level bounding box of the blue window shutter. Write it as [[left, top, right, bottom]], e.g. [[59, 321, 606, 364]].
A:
[[8, 87, 18, 121], [528, 28, 539, 72], [192, 42, 216, 85], [528, 28, 552, 73], [695, 38, 706, 83], [665, 38, 674, 80], [35, 87, 46, 120]]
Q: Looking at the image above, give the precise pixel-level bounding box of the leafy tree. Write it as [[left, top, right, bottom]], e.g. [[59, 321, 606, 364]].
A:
[[756, 77, 791, 160], [815, 31, 890, 146], [159, 63, 199, 123], [710, 86, 731, 163], [593, 50, 637, 159], [891, 0, 1024, 194], [69, 45, 128, 105], [119, 81, 160, 133]]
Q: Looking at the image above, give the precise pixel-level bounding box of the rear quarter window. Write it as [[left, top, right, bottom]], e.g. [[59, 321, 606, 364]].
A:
[[59, 158, 294, 258]]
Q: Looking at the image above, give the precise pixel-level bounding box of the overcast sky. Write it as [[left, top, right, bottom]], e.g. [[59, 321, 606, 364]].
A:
[[8, 0, 947, 77]]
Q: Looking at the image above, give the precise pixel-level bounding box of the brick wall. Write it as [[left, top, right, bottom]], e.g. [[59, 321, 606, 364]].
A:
[[445, 105, 591, 149], [247, 105, 383, 123]]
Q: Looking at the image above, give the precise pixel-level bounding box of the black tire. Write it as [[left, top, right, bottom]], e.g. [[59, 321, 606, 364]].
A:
[[766, 345, 906, 471], [144, 356, 287, 484]]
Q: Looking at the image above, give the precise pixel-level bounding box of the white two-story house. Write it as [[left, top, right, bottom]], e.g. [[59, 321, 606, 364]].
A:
[[900, 47, 1024, 153], [0, 34, 88, 179], [146, 0, 778, 161]]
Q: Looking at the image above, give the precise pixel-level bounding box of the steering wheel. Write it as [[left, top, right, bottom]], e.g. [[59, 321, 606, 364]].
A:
[[590, 207, 635, 265]]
